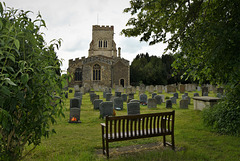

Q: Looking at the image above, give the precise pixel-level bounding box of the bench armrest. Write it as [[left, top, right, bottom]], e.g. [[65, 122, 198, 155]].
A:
[[101, 123, 106, 127]]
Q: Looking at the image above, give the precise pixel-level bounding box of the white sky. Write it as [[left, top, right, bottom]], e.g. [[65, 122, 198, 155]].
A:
[[4, 0, 167, 73]]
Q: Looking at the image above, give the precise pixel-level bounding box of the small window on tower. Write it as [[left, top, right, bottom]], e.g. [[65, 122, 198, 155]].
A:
[[104, 40, 107, 48], [99, 40, 103, 48]]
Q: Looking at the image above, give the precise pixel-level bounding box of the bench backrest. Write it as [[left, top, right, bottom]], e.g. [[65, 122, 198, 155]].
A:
[[105, 111, 175, 140]]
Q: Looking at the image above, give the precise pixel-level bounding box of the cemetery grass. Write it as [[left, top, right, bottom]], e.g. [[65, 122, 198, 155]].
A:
[[24, 90, 240, 161]]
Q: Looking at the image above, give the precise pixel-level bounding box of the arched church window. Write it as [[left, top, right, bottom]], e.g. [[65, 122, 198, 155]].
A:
[[104, 40, 107, 48], [99, 40, 103, 48], [74, 68, 82, 81], [93, 64, 101, 81]]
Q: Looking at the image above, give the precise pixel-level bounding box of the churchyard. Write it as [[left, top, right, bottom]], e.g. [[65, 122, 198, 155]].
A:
[[24, 85, 240, 161]]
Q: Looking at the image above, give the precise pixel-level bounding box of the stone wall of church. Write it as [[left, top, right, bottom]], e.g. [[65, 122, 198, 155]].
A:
[[112, 60, 129, 87]]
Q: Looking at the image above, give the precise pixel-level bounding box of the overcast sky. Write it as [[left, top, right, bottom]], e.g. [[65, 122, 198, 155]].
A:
[[4, 0, 167, 73]]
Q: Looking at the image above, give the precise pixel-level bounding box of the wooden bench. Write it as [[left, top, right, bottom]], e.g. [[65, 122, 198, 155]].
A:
[[101, 111, 175, 158]]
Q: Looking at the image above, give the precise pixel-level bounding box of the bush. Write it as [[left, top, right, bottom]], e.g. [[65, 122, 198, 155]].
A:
[[202, 83, 240, 136], [0, 3, 65, 160]]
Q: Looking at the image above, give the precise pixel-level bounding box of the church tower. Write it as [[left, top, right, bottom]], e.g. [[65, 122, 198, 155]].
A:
[[88, 25, 117, 57]]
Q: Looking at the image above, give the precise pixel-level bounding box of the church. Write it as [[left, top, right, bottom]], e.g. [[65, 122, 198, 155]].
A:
[[67, 25, 130, 88]]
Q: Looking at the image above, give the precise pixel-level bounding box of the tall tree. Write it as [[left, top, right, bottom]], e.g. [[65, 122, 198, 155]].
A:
[[122, 0, 240, 135]]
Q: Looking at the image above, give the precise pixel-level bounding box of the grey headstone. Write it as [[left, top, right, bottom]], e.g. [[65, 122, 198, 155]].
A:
[[170, 97, 177, 104], [93, 99, 103, 110], [202, 87, 208, 96], [185, 96, 191, 104], [152, 93, 157, 99], [74, 92, 82, 98], [148, 98, 157, 108], [154, 95, 162, 105], [127, 102, 140, 115], [166, 100, 172, 108], [139, 93, 148, 105], [90, 93, 96, 102], [173, 93, 178, 99], [180, 99, 188, 109], [130, 99, 140, 103], [106, 93, 112, 101], [194, 93, 199, 97], [128, 93, 134, 100], [92, 95, 99, 104], [159, 95, 165, 102], [115, 92, 122, 97], [69, 89, 73, 93], [121, 94, 127, 102], [113, 97, 123, 110], [103, 91, 107, 98], [69, 107, 80, 122], [99, 101, 113, 118], [70, 98, 81, 109]]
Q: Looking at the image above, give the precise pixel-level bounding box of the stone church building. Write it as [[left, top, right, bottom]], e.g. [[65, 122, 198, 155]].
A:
[[67, 25, 130, 88]]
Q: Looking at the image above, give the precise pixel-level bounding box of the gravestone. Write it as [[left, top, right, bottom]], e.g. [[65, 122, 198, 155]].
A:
[[127, 102, 140, 115], [148, 85, 155, 93], [93, 99, 103, 110], [92, 95, 99, 104], [113, 97, 123, 110], [69, 108, 81, 123], [70, 98, 81, 109], [90, 93, 96, 102], [65, 92, 68, 99], [99, 101, 113, 118], [103, 91, 107, 98], [121, 94, 127, 102], [152, 93, 157, 99], [173, 93, 178, 99], [202, 87, 208, 96], [156, 85, 163, 93], [159, 94, 165, 103], [166, 85, 176, 93], [154, 95, 162, 105], [128, 93, 134, 100], [69, 89, 73, 93], [115, 92, 122, 97], [74, 85, 80, 92], [194, 93, 199, 97], [166, 100, 172, 108], [185, 96, 191, 104], [170, 97, 177, 104], [197, 86, 201, 91], [179, 84, 185, 93], [130, 99, 140, 103], [139, 93, 148, 105], [74, 92, 82, 98], [148, 98, 157, 108], [106, 93, 112, 101], [180, 99, 188, 109]]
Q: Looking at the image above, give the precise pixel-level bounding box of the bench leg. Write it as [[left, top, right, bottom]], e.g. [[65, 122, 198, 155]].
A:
[[172, 134, 175, 150], [106, 140, 109, 158], [102, 126, 106, 155], [163, 135, 166, 146]]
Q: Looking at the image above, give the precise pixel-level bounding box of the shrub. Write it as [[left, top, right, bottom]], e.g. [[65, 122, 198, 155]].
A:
[[0, 3, 65, 160]]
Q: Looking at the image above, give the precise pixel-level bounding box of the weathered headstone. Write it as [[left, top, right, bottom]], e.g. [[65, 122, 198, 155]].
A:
[[93, 99, 103, 110], [166, 100, 172, 108], [180, 99, 188, 109], [92, 95, 99, 104], [127, 102, 140, 115], [130, 99, 140, 103], [170, 97, 177, 104], [70, 98, 81, 109], [99, 101, 113, 118], [113, 97, 123, 110], [106, 93, 112, 101], [90, 93, 96, 102], [185, 96, 191, 104], [202, 87, 208, 96], [139, 93, 148, 105], [156, 85, 163, 93], [115, 92, 122, 97], [179, 84, 185, 93], [166, 85, 176, 93], [103, 91, 107, 98], [69, 89, 73, 93], [74, 85, 80, 92], [74, 92, 82, 98], [154, 95, 162, 105], [121, 94, 127, 102], [152, 93, 157, 99], [173, 93, 178, 99], [159, 94, 165, 103], [128, 93, 134, 100], [69, 108, 81, 122], [148, 98, 157, 108]]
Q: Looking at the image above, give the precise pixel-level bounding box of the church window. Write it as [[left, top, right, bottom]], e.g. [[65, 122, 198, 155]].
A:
[[99, 40, 103, 48], [74, 68, 82, 81], [93, 64, 101, 81], [104, 40, 107, 48]]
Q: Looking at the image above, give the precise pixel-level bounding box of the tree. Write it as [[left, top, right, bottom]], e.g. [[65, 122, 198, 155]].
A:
[[0, 3, 65, 160], [122, 0, 240, 135]]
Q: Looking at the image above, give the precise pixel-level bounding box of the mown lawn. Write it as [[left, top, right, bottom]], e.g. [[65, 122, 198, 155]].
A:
[[24, 89, 240, 161]]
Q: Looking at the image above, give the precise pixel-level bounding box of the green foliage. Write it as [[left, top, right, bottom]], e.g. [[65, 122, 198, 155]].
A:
[[202, 83, 240, 136], [122, 0, 240, 135], [0, 2, 65, 160]]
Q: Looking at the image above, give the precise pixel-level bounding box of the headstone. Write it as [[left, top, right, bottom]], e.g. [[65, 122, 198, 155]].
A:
[[70, 98, 81, 109], [121, 94, 127, 102], [166, 85, 176, 93], [69, 89, 73, 93], [113, 97, 123, 110], [185, 96, 191, 104], [166, 100, 172, 108], [69, 108, 81, 122], [152, 93, 157, 99], [139, 93, 148, 105], [148, 85, 155, 93], [74, 85, 80, 92], [159, 94, 165, 103], [130, 99, 140, 103], [99, 101, 113, 118], [194, 93, 199, 97], [65, 92, 68, 98], [103, 91, 107, 98], [173, 93, 178, 99], [115, 92, 121, 97], [170, 97, 177, 104], [106, 93, 112, 101], [156, 85, 163, 93], [127, 102, 140, 115], [179, 84, 185, 93], [74, 92, 82, 98], [197, 86, 201, 91], [93, 99, 103, 110], [128, 93, 134, 100], [154, 95, 162, 105], [202, 87, 208, 96], [92, 95, 99, 104], [90, 93, 96, 102], [148, 98, 157, 108], [180, 99, 188, 109]]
